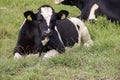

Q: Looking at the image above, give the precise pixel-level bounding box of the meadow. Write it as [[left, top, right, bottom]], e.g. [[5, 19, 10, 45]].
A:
[[0, 0, 120, 80]]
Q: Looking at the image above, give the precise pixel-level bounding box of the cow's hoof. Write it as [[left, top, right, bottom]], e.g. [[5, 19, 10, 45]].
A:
[[14, 53, 22, 59], [83, 40, 94, 48]]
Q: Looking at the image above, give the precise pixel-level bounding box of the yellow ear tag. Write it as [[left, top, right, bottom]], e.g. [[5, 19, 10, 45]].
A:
[[27, 15, 32, 21], [61, 14, 66, 20]]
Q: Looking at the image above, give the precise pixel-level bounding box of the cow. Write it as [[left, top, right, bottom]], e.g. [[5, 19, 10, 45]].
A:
[[13, 5, 93, 59], [53, 0, 120, 22]]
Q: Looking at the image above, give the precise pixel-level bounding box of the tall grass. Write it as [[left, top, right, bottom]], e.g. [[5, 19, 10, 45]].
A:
[[0, 0, 120, 80]]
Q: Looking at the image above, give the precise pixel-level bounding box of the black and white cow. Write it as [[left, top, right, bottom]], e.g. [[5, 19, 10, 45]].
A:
[[13, 5, 93, 59], [54, 0, 120, 22], [13, 5, 70, 59]]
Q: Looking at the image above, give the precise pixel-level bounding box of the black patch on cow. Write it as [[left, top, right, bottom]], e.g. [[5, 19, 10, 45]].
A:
[[14, 20, 43, 55], [77, 25, 80, 30], [56, 19, 79, 47], [97, 0, 120, 22]]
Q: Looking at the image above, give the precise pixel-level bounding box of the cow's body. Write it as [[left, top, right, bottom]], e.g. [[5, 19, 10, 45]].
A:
[[13, 5, 93, 59], [42, 18, 93, 58], [54, 0, 120, 22], [14, 19, 43, 58]]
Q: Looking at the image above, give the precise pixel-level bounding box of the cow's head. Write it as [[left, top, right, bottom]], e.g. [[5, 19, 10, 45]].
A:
[[37, 5, 69, 40], [24, 5, 69, 44]]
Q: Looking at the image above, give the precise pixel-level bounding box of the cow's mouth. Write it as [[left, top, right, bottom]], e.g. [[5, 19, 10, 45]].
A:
[[41, 37, 49, 46]]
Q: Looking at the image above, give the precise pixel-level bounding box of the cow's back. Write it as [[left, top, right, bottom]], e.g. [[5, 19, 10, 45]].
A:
[[98, 0, 120, 21]]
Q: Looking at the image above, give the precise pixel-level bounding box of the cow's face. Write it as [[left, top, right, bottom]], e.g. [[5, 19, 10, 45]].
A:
[[54, 0, 64, 4], [24, 5, 69, 44], [37, 5, 55, 40], [37, 5, 69, 40], [24, 9, 54, 40]]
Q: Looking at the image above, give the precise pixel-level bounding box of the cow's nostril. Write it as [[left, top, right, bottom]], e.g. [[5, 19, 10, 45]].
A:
[[43, 30, 51, 37], [46, 31, 50, 34]]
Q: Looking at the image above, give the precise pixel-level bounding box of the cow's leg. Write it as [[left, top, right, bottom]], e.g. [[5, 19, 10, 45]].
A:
[[69, 18, 93, 47], [81, 26, 93, 48], [14, 52, 22, 59], [88, 4, 99, 20], [33, 33, 44, 56], [34, 42, 43, 56], [43, 49, 59, 59], [13, 46, 25, 59]]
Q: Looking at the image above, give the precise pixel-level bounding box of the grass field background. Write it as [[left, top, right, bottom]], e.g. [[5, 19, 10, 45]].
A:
[[0, 0, 120, 80]]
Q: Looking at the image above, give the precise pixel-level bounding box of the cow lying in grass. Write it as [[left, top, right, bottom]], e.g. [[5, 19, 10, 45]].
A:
[[13, 5, 93, 59]]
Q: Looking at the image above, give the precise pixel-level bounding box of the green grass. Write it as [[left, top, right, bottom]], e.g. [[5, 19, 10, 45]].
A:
[[0, 0, 120, 80]]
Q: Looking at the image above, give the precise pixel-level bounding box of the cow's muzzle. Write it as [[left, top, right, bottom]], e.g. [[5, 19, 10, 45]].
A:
[[42, 29, 53, 40]]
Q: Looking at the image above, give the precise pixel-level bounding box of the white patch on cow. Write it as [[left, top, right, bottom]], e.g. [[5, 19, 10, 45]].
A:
[[81, 26, 94, 48], [20, 19, 26, 29], [54, 0, 64, 4], [41, 37, 49, 46], [41, 7, 53, 26], [43, 49, 59, 59], [47, 28, 50, 33], [88, 4, 99, 20], [14, 52, 22, 59], [68, 17, 93, 47], [55, 26, 64, 46]]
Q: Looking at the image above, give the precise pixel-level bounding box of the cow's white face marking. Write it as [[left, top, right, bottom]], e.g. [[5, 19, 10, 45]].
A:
[[88, 4, 99, 20], [41, 7, 53, 26], [54, 0, 64, 4], [14, 52, 22, 59]]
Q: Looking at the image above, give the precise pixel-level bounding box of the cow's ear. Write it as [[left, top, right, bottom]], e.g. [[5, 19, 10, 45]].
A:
[[56, 10, 69, 20], [24, 11, 36, 21]]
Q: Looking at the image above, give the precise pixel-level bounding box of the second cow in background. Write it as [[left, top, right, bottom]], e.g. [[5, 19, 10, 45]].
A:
[[54, 0, 120, 22]]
